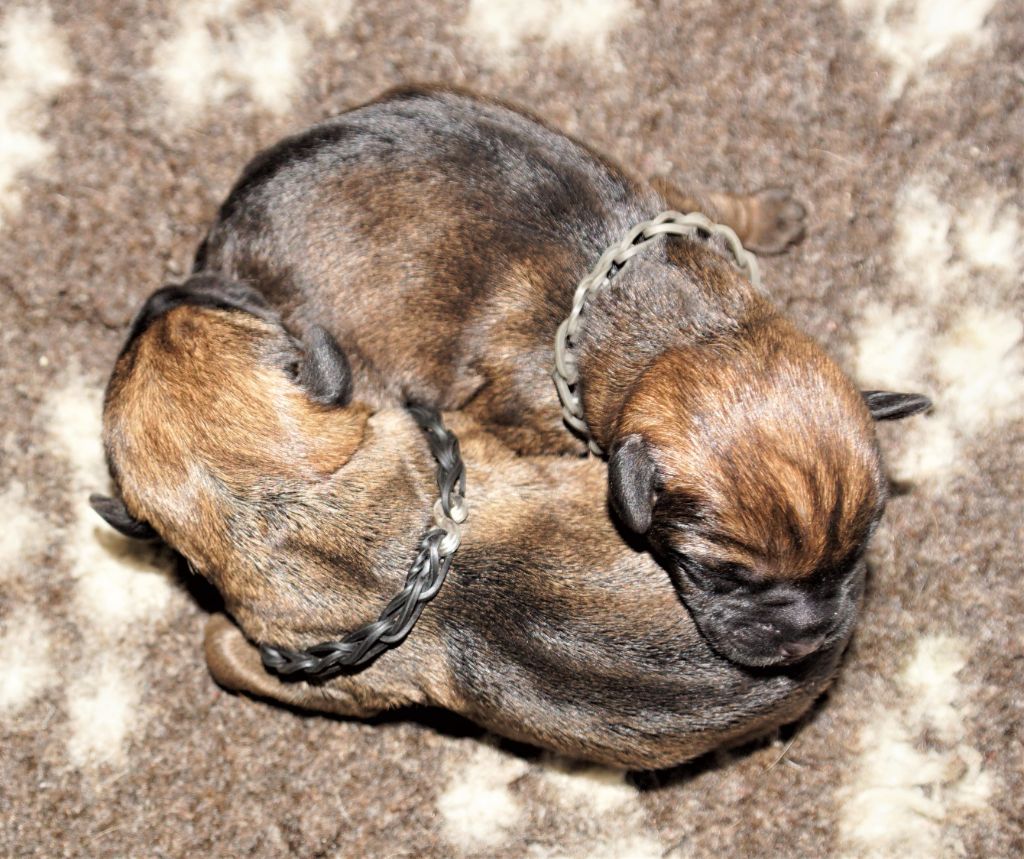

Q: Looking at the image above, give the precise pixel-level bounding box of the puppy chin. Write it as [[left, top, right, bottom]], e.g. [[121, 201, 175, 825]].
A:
[[703, 628, 836, 669]]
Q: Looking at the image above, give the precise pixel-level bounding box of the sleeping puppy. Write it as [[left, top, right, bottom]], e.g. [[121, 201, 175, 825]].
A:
[[195, 86, 930, 668], [92, 275, 849, 769]]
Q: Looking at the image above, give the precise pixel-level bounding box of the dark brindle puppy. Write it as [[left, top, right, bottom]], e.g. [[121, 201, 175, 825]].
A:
[[195, 87, 929, 668], [92, 276, 848, 769]]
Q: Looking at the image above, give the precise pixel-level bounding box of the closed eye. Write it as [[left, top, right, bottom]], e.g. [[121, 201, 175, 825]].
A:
[[703, 560, 769, 594], [670, 552, 712, 591], [672, 552, 751, 595], [817, 545, 868, 586]]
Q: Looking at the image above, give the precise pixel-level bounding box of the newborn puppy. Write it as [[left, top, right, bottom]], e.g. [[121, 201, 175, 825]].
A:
[[195, 86, 929, 668], [92, 275, 848, 769]]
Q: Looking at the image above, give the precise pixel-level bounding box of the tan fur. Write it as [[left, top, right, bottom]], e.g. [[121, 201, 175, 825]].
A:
[[650, 180, 807, 255], [620, 316, 882, 580], [99, 298, 846, 768], [191, 89, 881, 669]]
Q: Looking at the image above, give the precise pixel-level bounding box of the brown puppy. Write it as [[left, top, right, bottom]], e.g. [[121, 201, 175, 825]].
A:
[[92, 275, 847, 769], [195, 87, 928, 668]]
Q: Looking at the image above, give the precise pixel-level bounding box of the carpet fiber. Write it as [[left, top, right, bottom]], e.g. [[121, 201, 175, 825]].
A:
[[1, 1, 1021, 856]]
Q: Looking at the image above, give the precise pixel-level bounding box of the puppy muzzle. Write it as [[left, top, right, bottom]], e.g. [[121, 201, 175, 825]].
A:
[[688, 590, 859, 669]]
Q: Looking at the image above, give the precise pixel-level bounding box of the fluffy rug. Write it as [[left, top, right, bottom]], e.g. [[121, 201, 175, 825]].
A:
[[1, 1, 1021, 856]]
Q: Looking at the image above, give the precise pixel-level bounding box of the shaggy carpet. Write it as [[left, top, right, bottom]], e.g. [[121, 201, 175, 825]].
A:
[[1, 1, 1021, 856]]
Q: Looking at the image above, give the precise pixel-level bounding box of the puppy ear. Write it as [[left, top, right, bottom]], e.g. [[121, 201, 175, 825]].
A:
[[862, 390, 932, 421], [88, 493, 159, 539], [204, 613, 296, 701], [204, 614, 380, 716], [608, 433, 660, 534], [299, 325, 353, 406]]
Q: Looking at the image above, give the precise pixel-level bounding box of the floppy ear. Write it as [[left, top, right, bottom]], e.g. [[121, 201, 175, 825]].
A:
[[862, 390, 932, 421], [608, 433, 660, 534], [204, 613, 303, 702], [298, 325, 353, 406], [89, 493, 159, 539], [203, 614, 380, 717]]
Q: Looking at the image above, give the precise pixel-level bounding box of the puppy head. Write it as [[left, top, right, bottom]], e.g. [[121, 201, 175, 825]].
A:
[[90, 274, 370, 638], [611, 317, 930, 668]]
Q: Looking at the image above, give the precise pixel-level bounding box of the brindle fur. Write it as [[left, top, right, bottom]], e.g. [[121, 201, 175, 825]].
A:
[[97, 278, 844, 769], [195, 87, 927, 667]]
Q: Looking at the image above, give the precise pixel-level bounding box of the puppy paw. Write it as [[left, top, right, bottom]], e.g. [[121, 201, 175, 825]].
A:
[[743, 188, 807, 255]]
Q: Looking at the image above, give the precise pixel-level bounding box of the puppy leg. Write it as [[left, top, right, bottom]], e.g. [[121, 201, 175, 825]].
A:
[[203, 613, 382, 718], [651, 179, 806, 255]]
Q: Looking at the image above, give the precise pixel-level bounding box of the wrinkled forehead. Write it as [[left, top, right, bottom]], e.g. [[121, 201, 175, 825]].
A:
[[657, 449, 884, 579], [636, 346, 885, 578]]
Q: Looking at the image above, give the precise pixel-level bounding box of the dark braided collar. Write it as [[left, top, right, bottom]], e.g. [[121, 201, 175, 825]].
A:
[[259, 405, 466, 680]]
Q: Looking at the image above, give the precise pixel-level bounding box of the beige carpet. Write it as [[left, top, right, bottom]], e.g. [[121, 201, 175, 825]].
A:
[[1, 1, 1021, 856]]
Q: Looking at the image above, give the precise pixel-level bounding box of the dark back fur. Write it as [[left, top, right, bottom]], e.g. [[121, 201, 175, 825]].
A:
[[100, 288, 844, 768], [194, 87, 887, 668]]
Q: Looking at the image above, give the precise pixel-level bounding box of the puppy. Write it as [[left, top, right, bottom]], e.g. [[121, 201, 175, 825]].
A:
[[92, 275, 848, 769], [194, 86, 929, 668]]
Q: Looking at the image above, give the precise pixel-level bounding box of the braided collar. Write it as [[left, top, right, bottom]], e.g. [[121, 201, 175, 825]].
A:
[[259, 405, 466, 679], [552, 211, 760, 454]]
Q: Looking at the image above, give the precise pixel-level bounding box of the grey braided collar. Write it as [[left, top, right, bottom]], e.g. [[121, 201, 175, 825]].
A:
[[552, 211, 761, 454], [259, 404, 466, 680]]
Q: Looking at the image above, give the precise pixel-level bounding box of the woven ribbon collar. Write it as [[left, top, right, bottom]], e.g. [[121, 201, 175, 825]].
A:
[[552, 211, 760, 454], [259, 405, 466, 680]]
